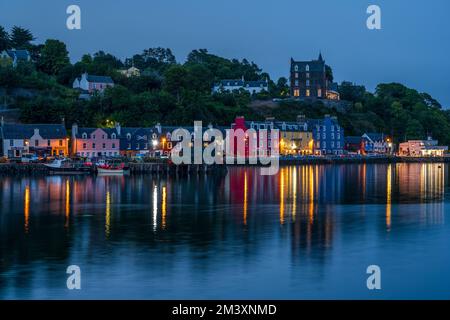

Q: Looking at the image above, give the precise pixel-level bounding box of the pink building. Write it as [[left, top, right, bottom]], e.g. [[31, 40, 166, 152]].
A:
[[71, 124, 120, 158], [72, 72, 114, 93]]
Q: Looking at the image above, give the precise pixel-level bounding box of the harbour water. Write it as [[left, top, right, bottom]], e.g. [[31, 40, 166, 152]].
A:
[[0, 163, 449, 299]]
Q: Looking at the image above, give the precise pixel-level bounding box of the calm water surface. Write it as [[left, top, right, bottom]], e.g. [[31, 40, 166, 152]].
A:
[[0, 163, 449, 299]]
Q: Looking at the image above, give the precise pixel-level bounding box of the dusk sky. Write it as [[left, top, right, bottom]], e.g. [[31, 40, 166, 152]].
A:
[[1, 0, 449, 106]]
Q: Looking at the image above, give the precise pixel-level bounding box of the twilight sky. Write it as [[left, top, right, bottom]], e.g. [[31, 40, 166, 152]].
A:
[[1, 0, 449, 107]]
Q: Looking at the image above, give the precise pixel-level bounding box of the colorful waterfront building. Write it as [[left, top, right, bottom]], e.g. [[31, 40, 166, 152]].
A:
[[307, 115, 344, 155], [114, 123, 159, 157], [230, 116, 279, 158], [71, 124, 120, 158], [0, 123, 68, 158], [362, 133, 393, 154], [275, 116, 313, 155], [398, 137, 448, 157], [344, 136, 365, 154]]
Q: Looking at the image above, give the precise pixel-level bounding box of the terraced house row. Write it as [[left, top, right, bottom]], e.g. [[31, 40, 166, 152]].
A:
[[1, 115, 410, 160]]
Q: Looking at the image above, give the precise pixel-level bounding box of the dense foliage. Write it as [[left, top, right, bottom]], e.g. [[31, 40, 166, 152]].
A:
[[0, 25, 449, 144]]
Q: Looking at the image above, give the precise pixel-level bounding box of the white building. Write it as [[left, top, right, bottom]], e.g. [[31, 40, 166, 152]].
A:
[[399, 137, 448, 157], [73, 72, 114, 93], [212, 77, 269, 95]]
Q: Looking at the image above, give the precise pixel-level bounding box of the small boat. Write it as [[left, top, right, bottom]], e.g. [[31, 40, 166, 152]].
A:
[[96, 162, 129, 175], [44, 158, 94, 175]]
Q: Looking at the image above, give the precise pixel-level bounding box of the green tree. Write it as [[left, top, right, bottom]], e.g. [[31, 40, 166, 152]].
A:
[[38, 39, 70, 75], [0, 26, 10, 51], [10, 26, 35, 49]]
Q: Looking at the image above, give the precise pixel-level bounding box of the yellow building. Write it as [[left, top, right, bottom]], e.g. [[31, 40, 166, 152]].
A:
[[276, 121, 314, 155]]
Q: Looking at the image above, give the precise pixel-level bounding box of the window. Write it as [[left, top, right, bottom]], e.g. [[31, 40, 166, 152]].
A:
[[92, 135, 96, 139], [306, 64, 310, 72], [331, 141, 335, 148], [92, 143, 96, 149], [323, 142, 326, 149], [59, 140, 63, 147], [112, 143, 116, 148], [294, 65, 298, 71], [331, 125, 334, 131], [295, 72, 298, 78], [331, 132, 335, 139], [306, 89, 310, 97], [47, 140, 51, 147], [294, 80, 299, 86], [306, 73, 310, 78], [111, 133, 116, 139], [83, 143, 86, 149], [127, 133, 131, 140], [318, 89, 322, 97], [323, 133, 326, 139], [35, 140, 39, 147], [128, 143, 131, 149], [102, 135, 105, 139], [102, 143, 106, 149], [294, 89, 300, 97], [9, 140, 13, 147], [82, 133, 87, 139], [306, 80, 310, 86], [337, 141, 341, 148]]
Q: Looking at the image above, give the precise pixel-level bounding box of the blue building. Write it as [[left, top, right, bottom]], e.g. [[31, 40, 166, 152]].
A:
[[308, 115, 344, 155]]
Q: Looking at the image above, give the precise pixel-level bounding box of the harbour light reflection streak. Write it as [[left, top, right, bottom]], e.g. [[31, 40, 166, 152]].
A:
[[153, 185, 158, 231], [65, 179, 70, 228], [162, 186, 167, 229], [386, 164, 392, 231], [243, 170, 248, 225], [105, 190, 111, 238], [24, 185, 30, 233]]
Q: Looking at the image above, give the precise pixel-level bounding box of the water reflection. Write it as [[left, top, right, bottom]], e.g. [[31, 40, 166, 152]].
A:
[[0, 163, 449, 299]]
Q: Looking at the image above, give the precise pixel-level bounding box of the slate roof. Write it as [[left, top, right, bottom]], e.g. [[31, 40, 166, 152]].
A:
[[363, 133, 386, 142], [75, 127, 119, 139], [5, 49, 30, 60], [86, 74, 114, 84], [214, 79, 268, 88], [1, 124, 67, 139]]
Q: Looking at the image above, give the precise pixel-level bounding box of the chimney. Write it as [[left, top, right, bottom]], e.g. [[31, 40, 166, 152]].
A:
[[72, 123, 78, 138], [115, 122, 121, 136], [296, 114, 305, 123], [155, 123, 162, 134]]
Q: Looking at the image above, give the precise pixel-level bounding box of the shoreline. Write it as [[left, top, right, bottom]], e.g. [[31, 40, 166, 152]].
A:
[[0, 156, 448, 176]]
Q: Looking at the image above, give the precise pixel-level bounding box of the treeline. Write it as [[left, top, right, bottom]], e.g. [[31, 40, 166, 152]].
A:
[[0, 26, 288, 128], [1, 25, 449, 144]]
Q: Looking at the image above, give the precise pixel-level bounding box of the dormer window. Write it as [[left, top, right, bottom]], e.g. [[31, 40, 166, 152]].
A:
[[82, 133, 87, 139], [111, 133, 116, 139], [306, 65, 310, 72], [127, 133, 131, 140], [294, 65, 299, 72]]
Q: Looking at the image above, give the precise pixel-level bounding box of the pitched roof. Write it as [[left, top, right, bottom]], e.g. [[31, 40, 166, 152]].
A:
[[215, 79, 268, 88], [363, 133, 386, 142], [1, 124, 66, 139], [75, 127, 118, 139], [5, 49, 30, 60], [86, 74, 114, 84]]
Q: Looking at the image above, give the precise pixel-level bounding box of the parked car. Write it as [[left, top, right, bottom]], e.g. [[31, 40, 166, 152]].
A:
[[21, 154, 39, 163]]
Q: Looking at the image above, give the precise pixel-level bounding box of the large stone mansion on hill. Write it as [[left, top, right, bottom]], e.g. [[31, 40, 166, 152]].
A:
[[290, 53, 340, 100]]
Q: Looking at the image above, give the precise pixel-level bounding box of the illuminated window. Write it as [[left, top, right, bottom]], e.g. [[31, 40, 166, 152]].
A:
[[318, 89, 322, 97], [295, 73, 298, 78], [306, 65, 310, 72], [294, 89, 300, 97], [306, 89, 310, 97]]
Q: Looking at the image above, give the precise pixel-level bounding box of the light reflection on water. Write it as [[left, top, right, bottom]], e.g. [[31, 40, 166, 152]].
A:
[[0, 163, 449, 299]]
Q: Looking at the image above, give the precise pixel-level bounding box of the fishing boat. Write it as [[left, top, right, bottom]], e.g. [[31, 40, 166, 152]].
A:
[[96, 162, 129, 175], [44, 158, 94, 175]]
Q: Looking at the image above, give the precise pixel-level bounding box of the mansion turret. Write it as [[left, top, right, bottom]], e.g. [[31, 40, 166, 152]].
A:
[[290, 53, 339, 100]]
